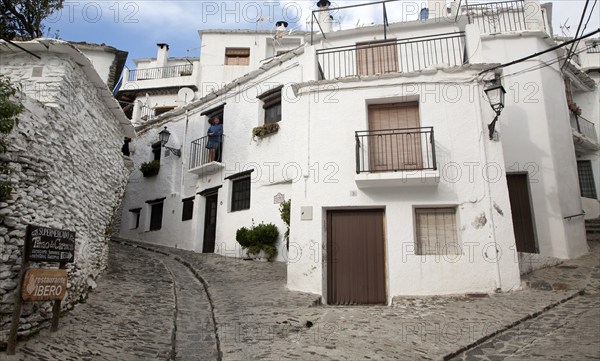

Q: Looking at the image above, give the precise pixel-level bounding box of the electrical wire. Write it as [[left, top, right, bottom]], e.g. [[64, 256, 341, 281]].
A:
[[499, 45, 593, 80], [561, 0, 590, 72]]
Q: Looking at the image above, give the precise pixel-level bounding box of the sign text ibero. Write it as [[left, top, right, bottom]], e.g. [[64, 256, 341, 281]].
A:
[[22, 268, 68, 301]]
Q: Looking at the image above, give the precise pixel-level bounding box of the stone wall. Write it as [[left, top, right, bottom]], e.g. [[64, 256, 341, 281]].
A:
[[0, 52, 131, 346]]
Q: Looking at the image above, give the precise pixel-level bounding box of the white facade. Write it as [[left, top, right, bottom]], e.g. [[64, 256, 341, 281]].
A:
[[198, 30, 305, 95], [118, 0, 597, 301], [0, 39, 134, 340]]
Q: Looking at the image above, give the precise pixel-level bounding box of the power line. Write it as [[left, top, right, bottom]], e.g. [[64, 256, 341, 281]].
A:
[[499, 45, 593, 80], [568, 0, 599, 65], [479, 28, 600, 76], [561, 0, 590, 72]]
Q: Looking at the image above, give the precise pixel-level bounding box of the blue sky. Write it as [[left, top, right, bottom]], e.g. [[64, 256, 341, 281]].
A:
[[44, 0, 599, 69]]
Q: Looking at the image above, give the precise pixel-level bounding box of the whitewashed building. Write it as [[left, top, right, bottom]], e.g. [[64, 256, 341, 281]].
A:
[[118, 0, 598, 304], [0, 39, 134, 341]]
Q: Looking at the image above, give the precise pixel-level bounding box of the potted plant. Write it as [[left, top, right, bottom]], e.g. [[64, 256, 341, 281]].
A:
[[236, 222, 279, 261], [140, 160, 160, 177], [252, 123, 280, 141], [567, 99, 582, 116]]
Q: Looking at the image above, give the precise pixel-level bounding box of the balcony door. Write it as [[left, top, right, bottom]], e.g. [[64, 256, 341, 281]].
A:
[[368, 102, 422, 172], [357, 40, 398, 76]]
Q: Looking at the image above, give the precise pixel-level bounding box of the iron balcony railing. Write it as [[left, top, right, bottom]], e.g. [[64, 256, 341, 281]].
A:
[[316, 32, 466, 80], [355, 127, 437, 174], [129, 64, 194, 81], [464, 0, 527, 34], [189, 135, 225, 169], [570, 114, 598, 143]]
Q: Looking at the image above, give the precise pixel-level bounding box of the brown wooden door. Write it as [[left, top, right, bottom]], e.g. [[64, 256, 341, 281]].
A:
[[327, 209, 386, 305], [357, 40, 398, 76], [203, 194, 218, 253], [506, 174, 537, 253], [368, 103, 422, 172]]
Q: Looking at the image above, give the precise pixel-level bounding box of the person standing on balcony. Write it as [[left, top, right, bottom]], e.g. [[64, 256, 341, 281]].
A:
[[207, 116, 223, 162]]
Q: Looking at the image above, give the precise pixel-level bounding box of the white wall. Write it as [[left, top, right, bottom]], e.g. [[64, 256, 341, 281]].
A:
[[199, 32, 304, 96], [476, 32, 588, 259], [286, 69, 521, 300], [78, 48, 117, 87]]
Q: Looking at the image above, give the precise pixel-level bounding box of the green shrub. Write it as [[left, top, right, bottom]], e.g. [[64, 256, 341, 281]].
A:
[[140, 160, 160, 176], [235, 222, 279, 261], [279, 199, 291, 250]]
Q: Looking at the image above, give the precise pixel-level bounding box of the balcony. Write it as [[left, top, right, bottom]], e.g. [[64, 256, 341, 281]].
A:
[[129, 64, 194, 81], [188, 135, 225, 176], [316, 32, 466, 80], [570, 114, 599, 152], [464, 0, 527, 34], [355, 127, 439, 188]]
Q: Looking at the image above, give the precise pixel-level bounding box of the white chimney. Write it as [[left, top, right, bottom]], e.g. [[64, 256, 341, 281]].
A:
[[156, 43, 169, 68], [428, 0, 448, 18], [317, 0, 333, 33]]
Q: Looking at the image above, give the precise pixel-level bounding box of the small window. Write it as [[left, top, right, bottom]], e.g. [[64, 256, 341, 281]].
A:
[[577, 161, 598, 199], [129, 208, 141, 229], [258, 86, 283, 124], [149, 200, 164, 231], [415, 208, 460, 255], [225, 48, 250, 65], [182, 197, 194, 221], [152, 142, 162, 161], [231, 177, 251, 212]]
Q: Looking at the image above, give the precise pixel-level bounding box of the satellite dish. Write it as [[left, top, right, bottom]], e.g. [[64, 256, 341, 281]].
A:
[[178, 87, 195, 104]]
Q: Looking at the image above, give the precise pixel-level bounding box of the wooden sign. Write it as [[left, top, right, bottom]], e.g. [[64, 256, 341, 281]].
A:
[[21, 268, 68, 301], [25, 225, 76, 263]]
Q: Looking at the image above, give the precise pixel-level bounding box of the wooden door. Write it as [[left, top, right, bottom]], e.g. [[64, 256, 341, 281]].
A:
[[368, 103, 422, 172], [506, 174, 537, 253], [327, 209, 386, 305], [357, 40, 398, 76], [203, 194, 218, 253]]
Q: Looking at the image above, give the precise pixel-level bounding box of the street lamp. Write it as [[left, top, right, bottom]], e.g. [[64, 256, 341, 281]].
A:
[[484, 81, 506, 140], [158, 126, 181, 157]]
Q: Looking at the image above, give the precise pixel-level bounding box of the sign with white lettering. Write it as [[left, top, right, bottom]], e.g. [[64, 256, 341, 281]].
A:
[[25, 225, 76, 263], [21, 268, 68, 302]]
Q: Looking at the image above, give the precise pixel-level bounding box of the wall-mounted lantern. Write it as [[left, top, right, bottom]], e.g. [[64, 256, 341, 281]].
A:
[[158, 127, 181, 157], [484, 80, 506, 140]]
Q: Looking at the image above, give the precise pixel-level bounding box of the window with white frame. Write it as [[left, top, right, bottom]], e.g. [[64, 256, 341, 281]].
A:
[[415, 207, 460, 255]]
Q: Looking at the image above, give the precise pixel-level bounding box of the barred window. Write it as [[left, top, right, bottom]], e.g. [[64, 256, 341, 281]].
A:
[[415, 208, 460, 255], [231, 177, 251, 212], [577, 161, 597, 199], [152, 142, 161, 161], [182, 197, 194, 221]]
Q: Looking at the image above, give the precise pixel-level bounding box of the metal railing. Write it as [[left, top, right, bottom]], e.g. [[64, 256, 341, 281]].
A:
[[316, 32, 466, 80], [355, 127, 436, 174], [189, 135, 225, 169], [464, 0, 527, 33], [587, 43, 600, 53], [140, 106, 155, 121], [570, 114, 598, 143], [129, 64, 194, 81]]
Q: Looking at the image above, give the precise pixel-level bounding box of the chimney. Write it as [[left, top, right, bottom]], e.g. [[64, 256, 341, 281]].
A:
[[276, 21, 289, 30], [156, 43, 169, 67], [316, 0, 333, 33], [428, 0, 448, 18]]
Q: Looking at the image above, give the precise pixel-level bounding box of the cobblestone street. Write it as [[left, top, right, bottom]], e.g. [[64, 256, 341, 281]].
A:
[[2, 240, 599, 360]]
